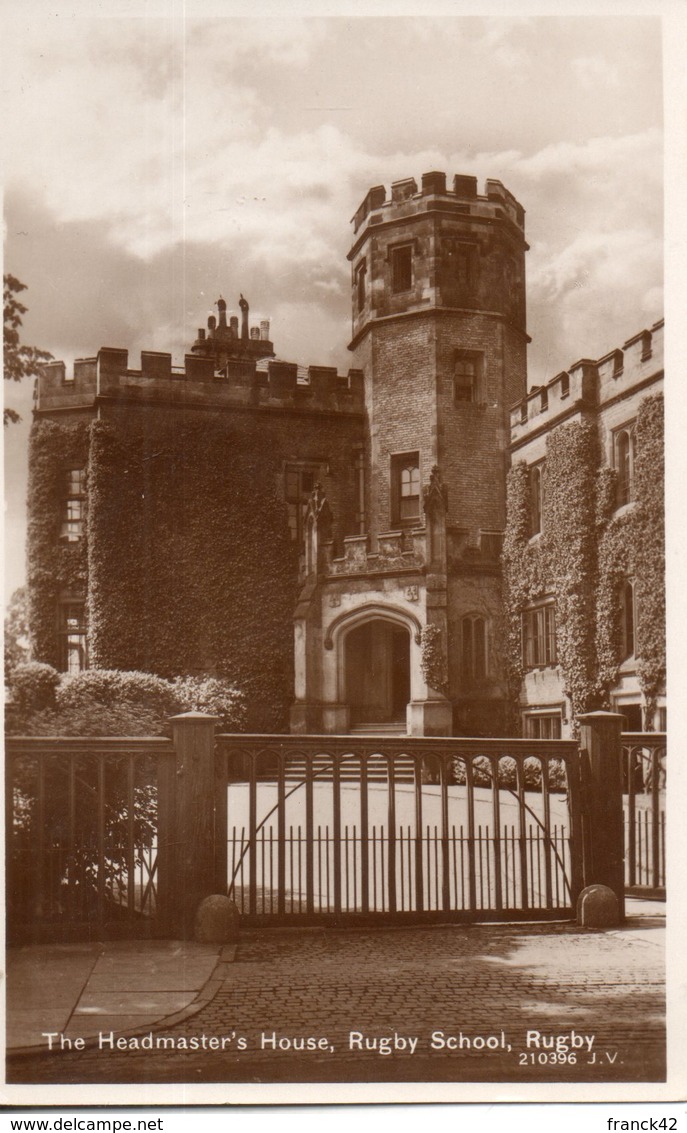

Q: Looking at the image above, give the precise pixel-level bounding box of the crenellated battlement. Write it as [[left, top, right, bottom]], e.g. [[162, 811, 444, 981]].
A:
[[35, 348, 365, 416], [509, 319, 664, 441], [351, 170, 526, 237]]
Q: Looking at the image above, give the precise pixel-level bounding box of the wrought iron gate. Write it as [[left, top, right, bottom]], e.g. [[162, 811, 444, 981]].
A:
[[216, 735, 583, 925], [5, 736, 174, 943], [622, 732, 666, 897]]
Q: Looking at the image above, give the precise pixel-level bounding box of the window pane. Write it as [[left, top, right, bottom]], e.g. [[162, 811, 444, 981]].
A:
[[392, 246, 412, 292], [66, 469, 84, 494], [399, 495, 420, 520]]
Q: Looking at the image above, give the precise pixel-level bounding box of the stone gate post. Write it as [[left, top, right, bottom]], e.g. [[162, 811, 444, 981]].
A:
[[578, 711, 625, 922], [169, 711, 221, 936]]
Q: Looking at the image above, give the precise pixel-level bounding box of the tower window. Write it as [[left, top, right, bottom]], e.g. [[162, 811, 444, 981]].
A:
[[522, 603, 557, 669], [285, 464, 316, 543], [355, 261, 366, 313], [453, 353, 482, 403], [461, 615, 488, 684], [59, 601, 87, 674], [391, 245, 413, 293], [614, 426, 635, 507], [61, 468, 85, 542], [391, 452, 421, 525]]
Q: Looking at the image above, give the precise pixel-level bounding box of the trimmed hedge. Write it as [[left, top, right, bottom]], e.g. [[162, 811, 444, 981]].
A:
[[5, 665, 246, 736]]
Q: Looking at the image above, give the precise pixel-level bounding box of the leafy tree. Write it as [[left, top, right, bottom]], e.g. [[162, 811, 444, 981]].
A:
[[4, 586, 30, 672], [3, 274, 52, 425]]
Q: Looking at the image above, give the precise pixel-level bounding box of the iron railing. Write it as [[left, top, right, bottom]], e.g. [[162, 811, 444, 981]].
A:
[[5, 736, 174, 942], [622, 733, 666, 895], [217, 734, 582, 924]]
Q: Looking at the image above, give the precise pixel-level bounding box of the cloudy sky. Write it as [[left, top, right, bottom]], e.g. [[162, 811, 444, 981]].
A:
[[3, 5, 666, 601]]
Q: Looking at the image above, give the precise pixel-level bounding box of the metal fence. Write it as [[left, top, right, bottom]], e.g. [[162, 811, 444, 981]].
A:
[[622, 733, 666, 896], [218, 735, 582, 925], [5, 736, 174, 943]]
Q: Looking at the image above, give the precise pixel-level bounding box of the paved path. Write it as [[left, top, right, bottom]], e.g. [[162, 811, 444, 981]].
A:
[[6, 940, 220, 1050], [7, 904, 665, 1086]]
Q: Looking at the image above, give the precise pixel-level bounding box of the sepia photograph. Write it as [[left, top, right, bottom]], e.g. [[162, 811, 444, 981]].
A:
[[2, 0, 682, 1109]]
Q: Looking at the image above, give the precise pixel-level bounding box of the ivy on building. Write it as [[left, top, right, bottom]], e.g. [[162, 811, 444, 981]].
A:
[[420, 623, 449, 697], [503, 395, 665, 732], [596, 394, 665, 724], [26, 419, 90, 667], [28, 414, 299, 732]]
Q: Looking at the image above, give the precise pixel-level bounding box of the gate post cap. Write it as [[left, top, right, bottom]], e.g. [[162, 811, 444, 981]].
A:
[[194, 894, 241, 943], [577, 883, 620, 927], [168, 711, 220, 724]]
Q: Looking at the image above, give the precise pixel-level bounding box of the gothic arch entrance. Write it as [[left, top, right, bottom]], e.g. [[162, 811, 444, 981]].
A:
[[344, 618, 411, 727]]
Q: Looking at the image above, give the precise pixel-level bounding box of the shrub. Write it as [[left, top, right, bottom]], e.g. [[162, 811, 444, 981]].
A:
[[172, 675, 246, 732], [6, 661, 60, 714], [58, 668, 177, 712], [5, 666, 246, 737], [451, 754, 567, 792]]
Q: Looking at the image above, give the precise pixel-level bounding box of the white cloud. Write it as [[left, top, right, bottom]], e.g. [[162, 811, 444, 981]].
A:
[[572, 54, 621, 88]]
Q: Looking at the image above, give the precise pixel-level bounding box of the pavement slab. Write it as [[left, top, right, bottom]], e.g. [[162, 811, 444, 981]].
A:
[[5, 940, 220, 1051]]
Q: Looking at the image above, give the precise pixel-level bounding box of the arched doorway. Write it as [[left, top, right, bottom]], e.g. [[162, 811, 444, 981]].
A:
[[344, 618, 410, 727]]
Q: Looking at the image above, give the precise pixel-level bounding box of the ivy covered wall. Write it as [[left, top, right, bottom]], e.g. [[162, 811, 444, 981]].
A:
[[27, 412, 307, 732], [596, 393, 665, 723], [503, 393, 665, 732], [26, 418, 90, 668]]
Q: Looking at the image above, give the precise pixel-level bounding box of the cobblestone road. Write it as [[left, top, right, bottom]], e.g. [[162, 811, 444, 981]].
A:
[[8, 917, 665, 1086]]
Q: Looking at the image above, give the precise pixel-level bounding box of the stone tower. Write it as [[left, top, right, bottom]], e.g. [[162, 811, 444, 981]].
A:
[[291, 171, 528, 736], [348, 170, 528, 547]]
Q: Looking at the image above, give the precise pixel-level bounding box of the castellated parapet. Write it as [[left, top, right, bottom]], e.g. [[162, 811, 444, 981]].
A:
[[509, 319, 664, 442], [348, 171, 529, 353], [36, 348, 364, 417], [351, 171, 526, 237]]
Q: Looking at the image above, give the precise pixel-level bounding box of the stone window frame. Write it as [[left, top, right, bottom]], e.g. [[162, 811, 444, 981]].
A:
[[390, 450, 421, 527], [58, 597, 88, 675], [521, 600, 557, 669], [60, 467, 86, 543], [529, 461, 545, 537], [389, 242, 414, 294], [522, 710, 562, 739], [453, 349, 484, 405], [613, 422, 636, 508], [354, 259, 367, 313]]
